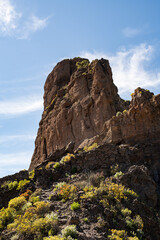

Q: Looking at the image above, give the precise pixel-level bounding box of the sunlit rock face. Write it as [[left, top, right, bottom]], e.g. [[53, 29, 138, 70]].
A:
[[29, 58, 128, 169], [29, 57, 160, 171]]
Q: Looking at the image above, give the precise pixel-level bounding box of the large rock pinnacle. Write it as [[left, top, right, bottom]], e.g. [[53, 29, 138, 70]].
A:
[[29, 58, 127, 170]]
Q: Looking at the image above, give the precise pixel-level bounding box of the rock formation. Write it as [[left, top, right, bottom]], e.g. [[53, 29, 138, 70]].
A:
[[29, 58, 129, 170], [30, 57, 160, 171]]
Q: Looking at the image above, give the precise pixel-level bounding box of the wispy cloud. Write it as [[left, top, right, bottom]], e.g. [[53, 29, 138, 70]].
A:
[[0, 134, 35, 144], [80, 44, 160, 97], [0, 95, 43, 117], [18, 15, 48, 39], [0, 0, 49, 39], [0, 152, 32, 177], [123, 27, 141, 38]]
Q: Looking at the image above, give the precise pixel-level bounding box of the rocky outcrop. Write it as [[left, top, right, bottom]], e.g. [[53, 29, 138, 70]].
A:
[[102, 87, 160, 145], [29, 58, 128, 170], [29, 58, 160, 171]]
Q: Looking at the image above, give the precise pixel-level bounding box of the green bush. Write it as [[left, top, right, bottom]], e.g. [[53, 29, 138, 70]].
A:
[[114, 171, 123, 178], [76, 60, 89, 69], [121, 208, 132, 217], [17, 179, 30, 190], [1, 180, 18, 190], [61, 225, 78, 239], [70, 202, 80, 211], [29, 170, 35, 179], [30, 196, 40, 204], [53, 162, 60, 169]]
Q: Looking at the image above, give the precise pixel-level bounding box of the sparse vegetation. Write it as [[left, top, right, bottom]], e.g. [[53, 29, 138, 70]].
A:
[[70, 202, 80, 211], [83, 142, 98, 152], [76, 59, 89, 69], [116, 111, 122, 117]]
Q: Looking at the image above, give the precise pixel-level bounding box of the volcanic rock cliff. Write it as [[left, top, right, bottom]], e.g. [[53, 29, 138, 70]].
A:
[[30, 57, 160, 170], [29, 58, 129, 170]]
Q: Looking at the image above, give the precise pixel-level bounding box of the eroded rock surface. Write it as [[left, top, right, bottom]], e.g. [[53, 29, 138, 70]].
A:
[[30, 58, 128, 169], [29, 58, 160, 172]]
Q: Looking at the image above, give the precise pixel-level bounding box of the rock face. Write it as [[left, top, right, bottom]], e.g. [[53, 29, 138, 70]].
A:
[[102, 87, 160, 145], [29, 57, 160, 170], [29, 58, 128, 170]]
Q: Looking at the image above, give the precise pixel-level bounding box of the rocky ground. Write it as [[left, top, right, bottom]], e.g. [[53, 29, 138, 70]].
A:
[[0, 142, 160, 240]]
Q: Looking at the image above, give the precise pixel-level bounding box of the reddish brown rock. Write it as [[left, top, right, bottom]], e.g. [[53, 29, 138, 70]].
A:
[[29, 58, 127, 170], [102, 87, 160, 145], [29, 58, 160, 171]]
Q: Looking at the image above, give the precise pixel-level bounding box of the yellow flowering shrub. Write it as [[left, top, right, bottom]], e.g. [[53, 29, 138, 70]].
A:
[[60, 153, 75, 164], [55, 183, 77, 201], [34, 201, 50, 217], [16, 179, 30, 191], [0, 207, 16, 231], [108, 229, 127, 239], [8, 196, 27, 212], [83, 142, 98, 152]]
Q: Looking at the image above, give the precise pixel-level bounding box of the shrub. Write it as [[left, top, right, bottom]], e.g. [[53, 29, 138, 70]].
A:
[[81, 185, 96, 200], [20, 189, 32, 200], [121, 208, 132, 217], [54, 182, 66, 192], [110, 164, 119, 175], [108, 229, 127, 239], [17, 179, 30, 191], [8, 181, 18, 190], [60, 153, 75, 164], [1, 180, 18, 190], [123, 109, 127, 114], [76, 60, 89, 69], [34, 201, 50, 217], [45, 162, 55, 170], [83, 217, 89, 223], [0, 207, 16, 231], [32, 217, 58, 238], [61, 225, 78, 239], [22, 202, 32, 212], [53, 162, 60, 169], [116, 111, 122, 117], [55, 183, 77, 201], [114, 171, 124, 179], [29, 170, 35, 179], [29, 196, 40, 204], [83, 142, 98, 152], [70, 202, 80, 211], [8, 196, 27, 212]]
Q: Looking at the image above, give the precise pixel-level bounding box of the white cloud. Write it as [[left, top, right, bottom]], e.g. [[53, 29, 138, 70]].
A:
[[80, 44, 160, 97], [0, 95, 43, 117], [0, 134, 35, 144], [18, 15, 48, 39], [123, 27, 141, 38], [0, 0, 21, 34], [0, 152, 32, 177], [0, 0, 49, 38]]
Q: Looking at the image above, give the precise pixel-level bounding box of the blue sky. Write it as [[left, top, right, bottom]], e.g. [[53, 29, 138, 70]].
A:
[[1, 0, 160, 177]]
